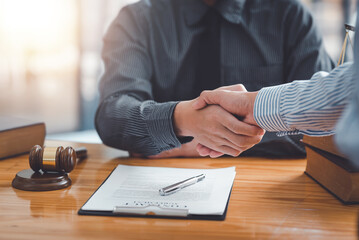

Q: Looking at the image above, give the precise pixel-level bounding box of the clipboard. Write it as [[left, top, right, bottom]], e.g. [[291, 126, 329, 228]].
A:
[[78, 165, 235, 221]]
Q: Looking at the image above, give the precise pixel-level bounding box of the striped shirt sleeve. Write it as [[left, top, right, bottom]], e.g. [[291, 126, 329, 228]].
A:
[[253, 62, 355, 137]]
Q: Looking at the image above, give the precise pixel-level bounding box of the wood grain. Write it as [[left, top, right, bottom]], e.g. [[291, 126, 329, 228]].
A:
[[0, 140, 358, 240]]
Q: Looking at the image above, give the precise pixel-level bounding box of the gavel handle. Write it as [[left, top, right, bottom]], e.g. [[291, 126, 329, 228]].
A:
[[75, 147, 88, 160]]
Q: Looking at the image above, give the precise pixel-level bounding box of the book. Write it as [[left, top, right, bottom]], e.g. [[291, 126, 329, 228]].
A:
[[304, 144, 359, 203], [0, 116, 46, 159], [302, 135, 346, 158], [79, 165, 236, 220]]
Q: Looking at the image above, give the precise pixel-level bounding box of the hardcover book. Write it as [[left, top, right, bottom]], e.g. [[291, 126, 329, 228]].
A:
[[303, 141, 359, 203], [302, 135, 345, 158], [0, 116, 46, 159]]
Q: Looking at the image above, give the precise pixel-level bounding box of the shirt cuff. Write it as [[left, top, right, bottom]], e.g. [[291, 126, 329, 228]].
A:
[[253, 84, 292, 132], [143, 101, 182, 152]]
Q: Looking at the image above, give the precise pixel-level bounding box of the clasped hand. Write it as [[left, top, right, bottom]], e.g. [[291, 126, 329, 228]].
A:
[[190, 84, 264, 157], [148, 84, 264, 159], [171, 84, 264, 158]]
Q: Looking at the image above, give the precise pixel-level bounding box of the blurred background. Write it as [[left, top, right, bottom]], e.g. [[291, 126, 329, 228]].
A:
[[0, 0, 357, 142]]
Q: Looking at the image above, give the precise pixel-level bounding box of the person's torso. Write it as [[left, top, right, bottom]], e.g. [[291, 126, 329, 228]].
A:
[[133, 0, 290, 102]]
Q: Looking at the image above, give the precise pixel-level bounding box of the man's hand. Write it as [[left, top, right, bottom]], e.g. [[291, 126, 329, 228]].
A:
[[191, 85, 265, 157], [192, 86, 259, 126], [173, 99, 263, 157]]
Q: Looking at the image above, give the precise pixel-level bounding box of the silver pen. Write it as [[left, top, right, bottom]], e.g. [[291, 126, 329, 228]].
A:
[[159, 174, 205, 196]]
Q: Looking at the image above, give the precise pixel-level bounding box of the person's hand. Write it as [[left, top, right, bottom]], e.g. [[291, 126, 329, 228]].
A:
[[173, 99, 263, 157], [192, 84, 259, 126], [191, 84, 265, 157]]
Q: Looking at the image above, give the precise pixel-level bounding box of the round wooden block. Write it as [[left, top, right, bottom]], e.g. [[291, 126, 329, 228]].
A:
[[12, 169, 72, 191]]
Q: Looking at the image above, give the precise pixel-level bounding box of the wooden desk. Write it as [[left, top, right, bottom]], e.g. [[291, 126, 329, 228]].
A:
[[0, 140, 358, 240]]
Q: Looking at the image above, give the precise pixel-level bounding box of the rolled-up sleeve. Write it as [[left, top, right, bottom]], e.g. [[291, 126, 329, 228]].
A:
[[95, 6, 181, 156]]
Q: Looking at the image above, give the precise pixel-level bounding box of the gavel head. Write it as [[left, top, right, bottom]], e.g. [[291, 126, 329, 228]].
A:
[[29, 145, 77, 173]]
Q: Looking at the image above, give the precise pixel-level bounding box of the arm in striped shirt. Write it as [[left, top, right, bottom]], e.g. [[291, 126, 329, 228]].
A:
[[254, 62, 355, 136]]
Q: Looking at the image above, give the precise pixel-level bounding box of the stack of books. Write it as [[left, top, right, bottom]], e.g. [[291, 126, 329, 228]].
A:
[[302, 135, 359, 204]]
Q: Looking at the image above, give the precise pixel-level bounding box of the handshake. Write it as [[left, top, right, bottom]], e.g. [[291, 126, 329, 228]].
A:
[[151, 84, 265, 159]]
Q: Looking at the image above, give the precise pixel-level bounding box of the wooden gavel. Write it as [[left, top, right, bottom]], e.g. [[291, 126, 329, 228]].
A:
[[29, 145, 87, 173]]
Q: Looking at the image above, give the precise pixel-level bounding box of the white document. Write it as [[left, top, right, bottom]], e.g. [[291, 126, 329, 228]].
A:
[[81, 165, 236, 215]]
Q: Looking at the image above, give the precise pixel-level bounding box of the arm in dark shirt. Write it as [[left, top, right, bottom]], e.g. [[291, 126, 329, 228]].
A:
[[95, 5, 181, 156]]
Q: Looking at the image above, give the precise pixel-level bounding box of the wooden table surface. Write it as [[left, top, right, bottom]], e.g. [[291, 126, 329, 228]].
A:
[[0, 140, 358, 240]]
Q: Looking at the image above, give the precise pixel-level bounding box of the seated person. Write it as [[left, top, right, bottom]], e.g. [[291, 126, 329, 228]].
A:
[[95, 0, 334, 158]]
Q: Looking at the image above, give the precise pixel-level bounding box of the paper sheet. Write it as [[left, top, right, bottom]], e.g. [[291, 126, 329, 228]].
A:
[[81, 165, 236, 215]]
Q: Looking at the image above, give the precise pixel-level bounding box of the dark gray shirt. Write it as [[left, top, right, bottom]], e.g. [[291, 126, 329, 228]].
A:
[[95, 0, 334, 157]]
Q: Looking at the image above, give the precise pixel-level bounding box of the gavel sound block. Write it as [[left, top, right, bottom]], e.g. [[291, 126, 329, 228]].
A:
[[12, 145, 87, 191]]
